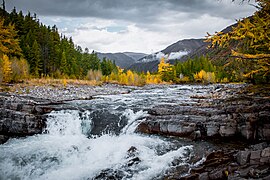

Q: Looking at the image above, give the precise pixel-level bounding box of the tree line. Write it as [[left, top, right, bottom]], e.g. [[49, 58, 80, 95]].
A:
[[0, 7, 117, 83], [1, 0, 269, 85]]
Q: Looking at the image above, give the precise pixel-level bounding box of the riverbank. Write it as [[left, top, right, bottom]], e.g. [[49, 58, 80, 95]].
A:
[[0, 82, 136, 144], [1, 79, 134, 101], [131, 84, 270, 179], [0, 83, 269, 179]]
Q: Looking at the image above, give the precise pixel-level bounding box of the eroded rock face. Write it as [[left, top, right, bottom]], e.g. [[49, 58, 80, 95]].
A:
[[136, 85, 270, 142], [0, 94, 65, 143]]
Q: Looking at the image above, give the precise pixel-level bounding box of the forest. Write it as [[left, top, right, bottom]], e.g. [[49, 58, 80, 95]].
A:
[[0, 0, 269, 86]]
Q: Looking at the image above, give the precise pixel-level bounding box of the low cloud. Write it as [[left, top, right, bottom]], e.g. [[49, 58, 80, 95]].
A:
[[168, 51, 188, 60]]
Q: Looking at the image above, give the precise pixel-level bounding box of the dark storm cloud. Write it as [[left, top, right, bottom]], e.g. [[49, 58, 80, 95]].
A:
[[6, 0, 255, 23]]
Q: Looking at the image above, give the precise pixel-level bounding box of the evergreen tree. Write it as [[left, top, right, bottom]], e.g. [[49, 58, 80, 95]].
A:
[[60, 51, 68, 75], [31, 40, 41, 77]]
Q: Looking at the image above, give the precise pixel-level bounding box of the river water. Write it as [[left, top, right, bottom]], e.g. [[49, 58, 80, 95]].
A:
[[0, 85, 223, 180]]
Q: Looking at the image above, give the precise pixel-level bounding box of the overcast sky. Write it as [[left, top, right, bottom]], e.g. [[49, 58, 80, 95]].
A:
[[6, 0, 256, 54]]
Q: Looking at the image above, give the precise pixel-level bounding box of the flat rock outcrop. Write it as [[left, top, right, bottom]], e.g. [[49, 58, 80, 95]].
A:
[[0, 93, 73, 143], [136, 84, 270, 142]]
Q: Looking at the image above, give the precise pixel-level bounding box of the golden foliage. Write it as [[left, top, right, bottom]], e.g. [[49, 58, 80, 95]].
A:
[[0, 19, 22, 57], [11, 57, 29, 82], [194, 70, 216, 83], [1, 54, 12, 83], [86, 69, 102, 81], [145, 71, 162, 84], [206, 1, 270, 79]]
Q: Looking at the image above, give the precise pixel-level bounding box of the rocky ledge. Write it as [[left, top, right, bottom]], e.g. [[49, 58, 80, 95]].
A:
[[0, 83, 132, 144], [137, 84, 270, 142], [136, 84, 270, 179]]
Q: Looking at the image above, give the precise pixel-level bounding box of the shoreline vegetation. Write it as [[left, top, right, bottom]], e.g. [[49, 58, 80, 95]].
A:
[[0, 4, 267, 97], [1, 1, 270, 88]]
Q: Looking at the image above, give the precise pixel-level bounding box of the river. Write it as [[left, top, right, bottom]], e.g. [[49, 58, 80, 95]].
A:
[[0, 85, 240, 180]]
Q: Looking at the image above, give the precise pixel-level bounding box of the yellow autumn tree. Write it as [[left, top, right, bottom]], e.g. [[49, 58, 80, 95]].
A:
[[1, 54, 12, 83], [158, 57, 174, 82], [145, 71, 152, 84], [11, 57, 29, 82], [206, 0, 270, 81], [126, 70, 135, 85], [0, 19, 22, 57], [194, 70, 216, 83]]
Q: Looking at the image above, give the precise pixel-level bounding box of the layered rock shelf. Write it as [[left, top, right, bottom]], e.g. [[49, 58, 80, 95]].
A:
[[0, 83, 269, 179], [0, 84, 132, 144], [135, 84, 270, 179], [0, 94, 59, 143], [137, 85, 270, 142]]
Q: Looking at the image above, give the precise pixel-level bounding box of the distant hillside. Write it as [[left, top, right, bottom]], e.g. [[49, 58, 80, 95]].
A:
[[181, 22, 238, 61], [97, 52, 147, 69], [123, 52, 147, 61], [129, 38, 206, 72], [162, 39, 205, 54], [97, 52, 135, 69]]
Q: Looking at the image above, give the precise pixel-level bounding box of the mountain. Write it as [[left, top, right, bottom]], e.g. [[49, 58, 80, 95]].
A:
[[123, 52, 147, 61], [129, 38, 206, 72], [97, 52, 147, 69], [162, 39, 205, 54], [180, 22, 238, 61], [97, 52, 135, 69]]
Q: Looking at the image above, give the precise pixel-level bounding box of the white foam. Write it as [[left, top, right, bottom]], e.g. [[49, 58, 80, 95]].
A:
[[0, 91, 196, 179]]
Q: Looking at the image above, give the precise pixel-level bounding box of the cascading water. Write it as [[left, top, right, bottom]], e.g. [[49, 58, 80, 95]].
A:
[[0, 109, 193, 180], [0, 85, 214, 180]]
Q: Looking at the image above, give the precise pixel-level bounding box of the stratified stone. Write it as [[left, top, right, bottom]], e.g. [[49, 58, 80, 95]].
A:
[[237, 151, 250, 165], [206, 123, 219, 137], [250, 150, 261, 160], [261, 147, 270, 157], [219, 122, 237, 137]]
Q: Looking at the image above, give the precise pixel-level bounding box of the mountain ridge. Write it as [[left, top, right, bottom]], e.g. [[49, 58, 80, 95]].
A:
[[129, 38, 206, 72]]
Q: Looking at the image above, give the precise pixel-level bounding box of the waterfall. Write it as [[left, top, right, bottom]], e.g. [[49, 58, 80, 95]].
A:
[[0, 85, 202, 180]]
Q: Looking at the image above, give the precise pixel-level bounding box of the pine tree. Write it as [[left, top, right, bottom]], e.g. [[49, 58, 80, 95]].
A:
[[60, 51, 68, 75], [31, 40, 41, 77]]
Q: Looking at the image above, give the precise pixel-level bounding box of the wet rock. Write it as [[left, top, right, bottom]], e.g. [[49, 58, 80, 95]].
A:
[[206, 123, 219, 137], [236, 151, 250, 165], [208, 170, 225, 180], [199, 172, 209, 180], [88, 109, 127, 136], [137, 84, 270, 144], [0, 94, 54, 142], [251, 142, 268, 150], [93, 169, 125, 180], [127, 157, 140, 166], [179, 173, 199, 180], [219, 122, 237, 137], [0, 135, 9, 144], [261, 147, 270, 157]]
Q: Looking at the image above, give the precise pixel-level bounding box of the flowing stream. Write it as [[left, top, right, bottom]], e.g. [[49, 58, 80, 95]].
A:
[[0, 85, 220, 180]]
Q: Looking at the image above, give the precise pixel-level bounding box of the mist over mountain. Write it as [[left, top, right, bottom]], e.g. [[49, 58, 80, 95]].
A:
[[129, 38, 206, 72], [97, 52, 147, 69], [96, 22, 241, 72]]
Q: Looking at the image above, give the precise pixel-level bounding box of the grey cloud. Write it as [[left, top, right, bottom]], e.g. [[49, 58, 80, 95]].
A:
[[6, 0, 256, 24]]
